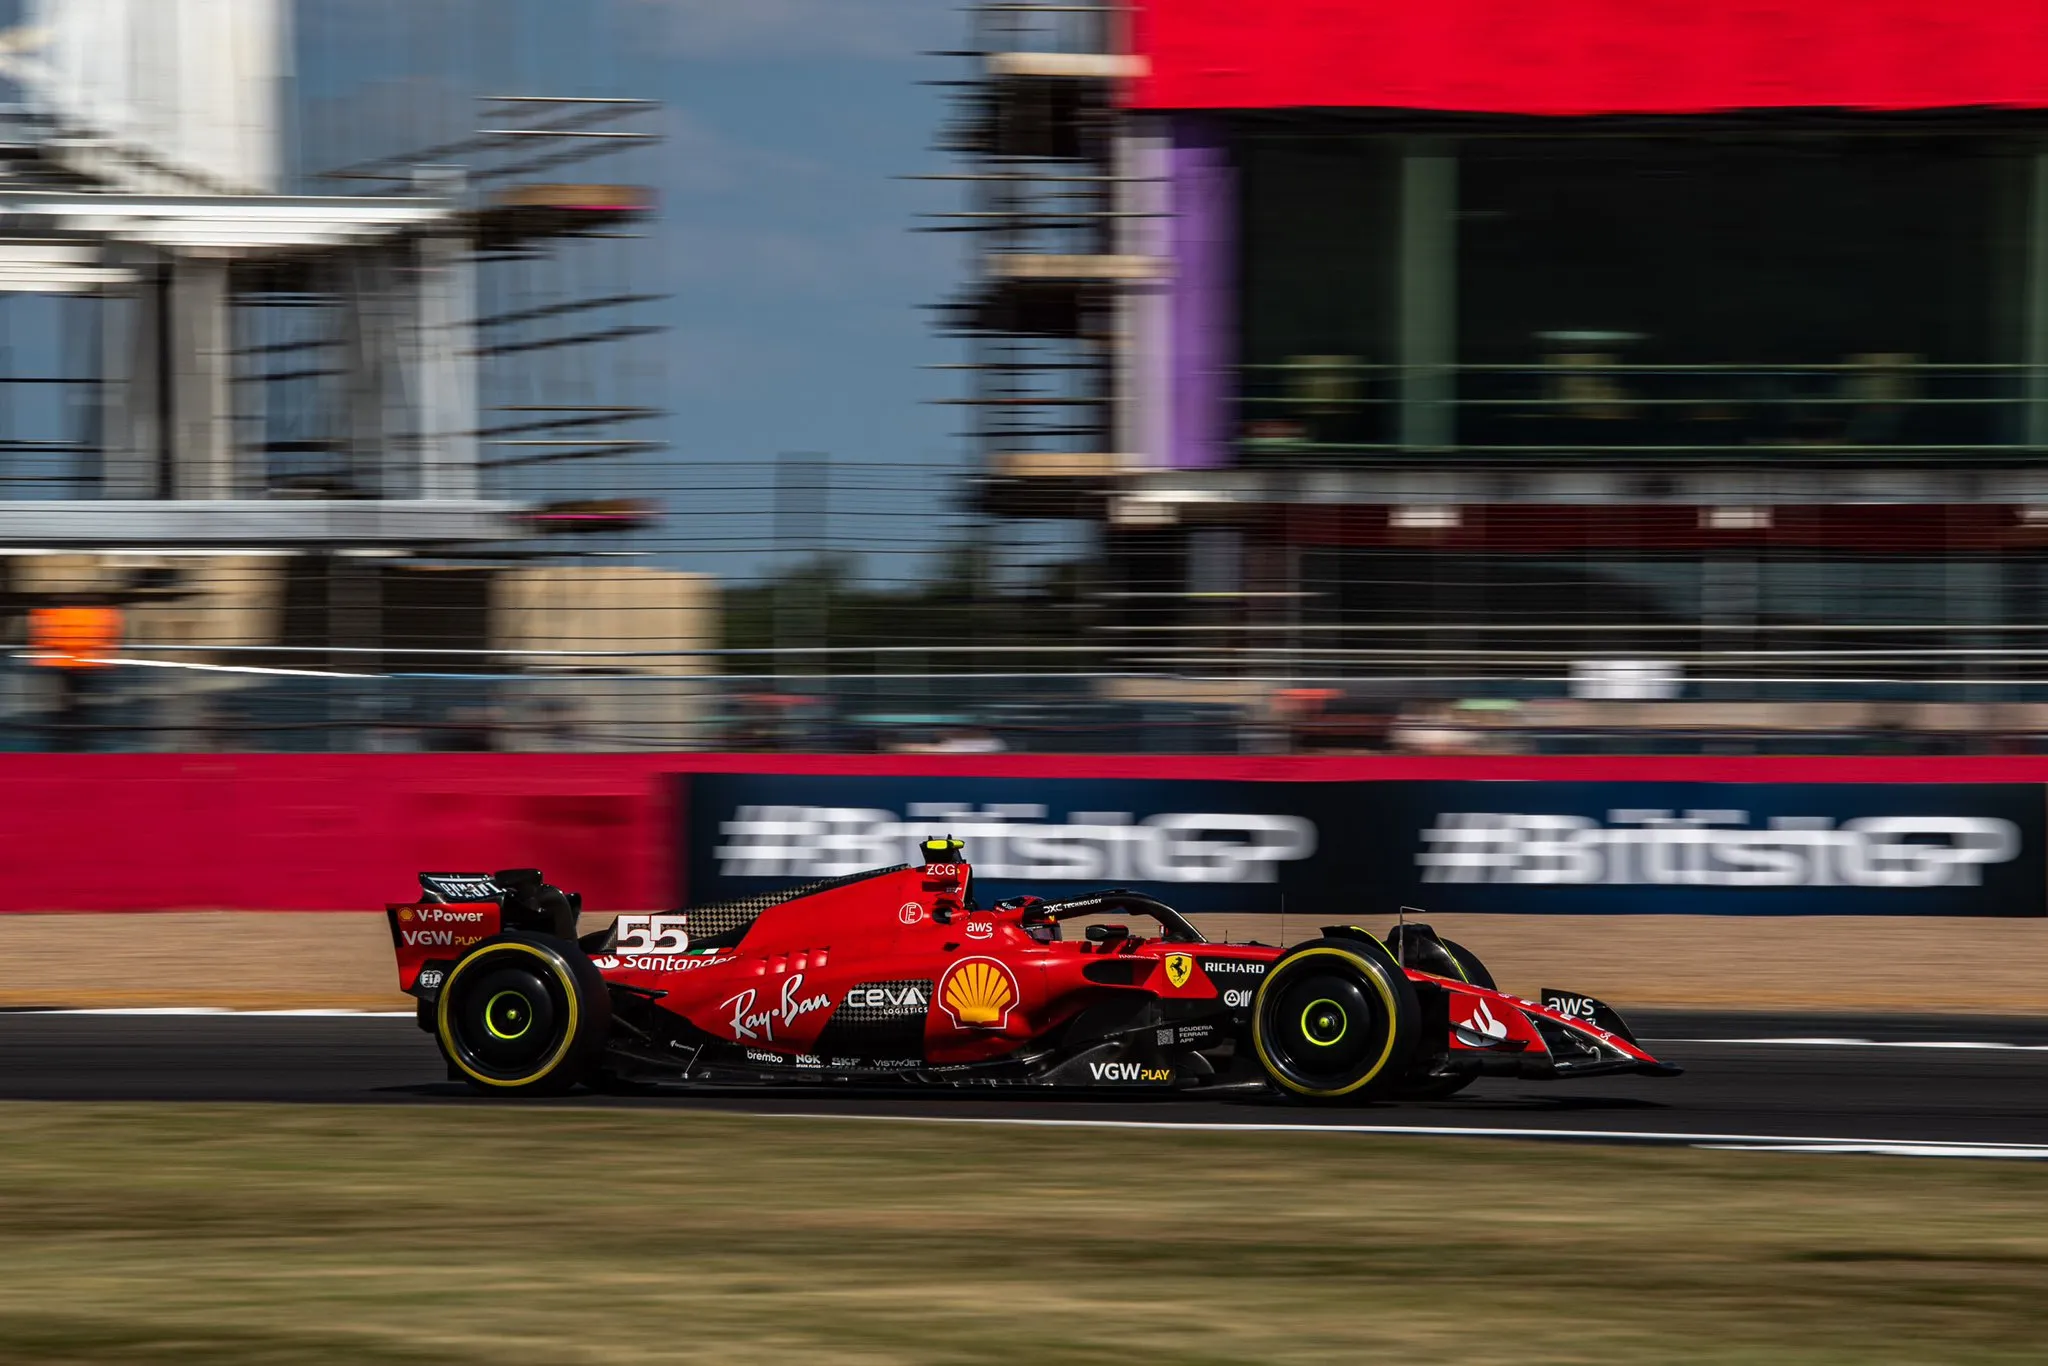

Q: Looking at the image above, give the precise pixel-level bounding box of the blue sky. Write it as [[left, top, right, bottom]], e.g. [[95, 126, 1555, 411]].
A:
[[295, 0, 970, 583]]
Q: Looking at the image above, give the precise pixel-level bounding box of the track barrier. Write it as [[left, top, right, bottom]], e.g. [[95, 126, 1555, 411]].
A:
[[2, 753, 2046, 914]]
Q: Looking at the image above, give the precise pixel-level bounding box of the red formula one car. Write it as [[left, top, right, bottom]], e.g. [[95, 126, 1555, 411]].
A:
[[387, 840, 1679, 1101]]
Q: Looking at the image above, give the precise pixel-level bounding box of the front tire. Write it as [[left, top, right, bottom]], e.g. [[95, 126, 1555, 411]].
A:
[[436, 937, 609, 1095], [1437, 937, 1497, 992], [1395, 1072, 1477, 1100], [1251, 937, 1419, 1102]]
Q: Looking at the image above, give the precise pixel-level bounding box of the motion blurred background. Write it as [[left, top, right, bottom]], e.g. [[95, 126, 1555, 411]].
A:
[[3, 0, 2048, 758]]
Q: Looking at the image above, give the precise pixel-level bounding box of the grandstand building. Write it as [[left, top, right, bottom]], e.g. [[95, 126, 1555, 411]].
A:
[[947, 1, 2048, 749]]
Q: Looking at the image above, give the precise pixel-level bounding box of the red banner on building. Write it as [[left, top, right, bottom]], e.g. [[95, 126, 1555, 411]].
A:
[[1129, 1, 2048, 114]]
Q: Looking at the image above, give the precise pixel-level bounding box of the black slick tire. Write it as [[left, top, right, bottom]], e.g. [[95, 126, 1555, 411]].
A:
[[1251, 935, 1419, 1102], [435, 936, 609, 1096], [1397, 937, 1491, 1097], [1437, 937, 1497, 992], [1395, 1072, 1478, 1100]]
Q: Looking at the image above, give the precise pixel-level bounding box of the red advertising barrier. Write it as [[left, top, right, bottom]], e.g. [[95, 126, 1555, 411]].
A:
[[3, 752, 2047, 913]]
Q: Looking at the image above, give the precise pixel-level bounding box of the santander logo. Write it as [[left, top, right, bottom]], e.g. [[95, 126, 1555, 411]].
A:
[[1464, 1000, 1508, 1040]]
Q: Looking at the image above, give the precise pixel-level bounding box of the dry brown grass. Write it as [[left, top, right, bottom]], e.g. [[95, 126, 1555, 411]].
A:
[[0, 909, 2041, 1014], [0, 1104, 2043, 1363]]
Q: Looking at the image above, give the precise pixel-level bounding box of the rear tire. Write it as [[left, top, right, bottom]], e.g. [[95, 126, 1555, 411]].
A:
[[1251, 936, 1418, 1102], [436, 937, 609, 1095]]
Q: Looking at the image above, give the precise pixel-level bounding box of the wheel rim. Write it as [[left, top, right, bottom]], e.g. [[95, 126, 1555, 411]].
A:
[[442, 957, 568, 1084], [1257, 959, 1393, 1094], [1299, 998, 1348, 1047], [484, 989, 535, 1041]]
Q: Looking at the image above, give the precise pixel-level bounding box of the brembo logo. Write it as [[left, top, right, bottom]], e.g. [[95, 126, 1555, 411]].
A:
[[1419, 811, 2021, 889], [716, 805, 1315, 884]]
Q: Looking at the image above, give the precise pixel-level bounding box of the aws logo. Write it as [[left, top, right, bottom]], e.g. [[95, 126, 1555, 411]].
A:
[[938, 957, 1019, 1029]]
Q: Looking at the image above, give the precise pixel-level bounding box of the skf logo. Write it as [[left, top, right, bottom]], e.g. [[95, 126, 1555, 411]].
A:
[[938, 957, 1019, 1029], [1162, 953, 1194, 990]]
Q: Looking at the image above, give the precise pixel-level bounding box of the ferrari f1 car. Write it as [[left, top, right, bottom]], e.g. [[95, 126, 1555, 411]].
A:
[[386, 840, 1678, 1101]]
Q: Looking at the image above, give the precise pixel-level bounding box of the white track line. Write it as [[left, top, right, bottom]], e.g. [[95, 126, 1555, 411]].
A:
[[19, 1008, 414, 1018], [1657, 1037, 2048, 1052], [1700, 1143, 2048, 1159], [768, 1112, 2048, 1161]]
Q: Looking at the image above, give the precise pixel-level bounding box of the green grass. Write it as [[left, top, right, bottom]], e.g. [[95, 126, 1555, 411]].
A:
[[0, 1103, 2043, 1363]]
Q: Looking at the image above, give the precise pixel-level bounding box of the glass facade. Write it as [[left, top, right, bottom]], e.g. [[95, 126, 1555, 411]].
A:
[[1234, 125, 2036, 458], [1237, 134, 1400, 453]]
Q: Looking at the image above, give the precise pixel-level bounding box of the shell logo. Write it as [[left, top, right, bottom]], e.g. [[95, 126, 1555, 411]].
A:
[[938, 957, 1019, 1029], [398, 907, 415, 924]]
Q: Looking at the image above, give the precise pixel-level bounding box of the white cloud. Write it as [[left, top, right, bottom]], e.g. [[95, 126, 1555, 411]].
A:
[[623, 0, 952, 61]]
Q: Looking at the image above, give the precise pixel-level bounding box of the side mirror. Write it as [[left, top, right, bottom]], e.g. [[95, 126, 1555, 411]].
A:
[[1085, 923, 1130, 944]]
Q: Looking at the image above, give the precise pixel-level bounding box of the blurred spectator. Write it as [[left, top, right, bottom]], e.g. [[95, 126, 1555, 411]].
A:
[[29, 603, 121, 753], [1842, 351, 1918, 446], [893, 727, 1008, 755], [428, 705, 501, 753]]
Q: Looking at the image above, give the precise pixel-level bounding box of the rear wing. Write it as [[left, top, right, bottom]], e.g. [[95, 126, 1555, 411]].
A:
[[387, 872, 505, 997]]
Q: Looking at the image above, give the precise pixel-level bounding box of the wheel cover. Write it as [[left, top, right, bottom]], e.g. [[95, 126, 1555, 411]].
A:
[[437, 944, 580, 1088], [1253, 947, 1401, 1097], [484, 989, 536, 1041], [1299, 998, 1349, 1047]]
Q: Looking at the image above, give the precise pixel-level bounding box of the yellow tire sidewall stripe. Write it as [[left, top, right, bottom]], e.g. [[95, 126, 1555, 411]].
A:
[[1252, 945, 1402, 1098], [437, 942, 583, 1089]]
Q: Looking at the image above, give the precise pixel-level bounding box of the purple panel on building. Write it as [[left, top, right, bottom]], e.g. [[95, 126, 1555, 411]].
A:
[[1168, 118, 1234, 471]]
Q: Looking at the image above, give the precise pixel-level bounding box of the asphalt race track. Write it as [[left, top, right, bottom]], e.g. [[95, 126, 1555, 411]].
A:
[[4, 1009, 2048, 1155]]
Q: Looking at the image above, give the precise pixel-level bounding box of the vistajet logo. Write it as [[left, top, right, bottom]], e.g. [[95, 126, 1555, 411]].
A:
[[714, 804, 1315, 884], [1417, 810, 2020, 889]]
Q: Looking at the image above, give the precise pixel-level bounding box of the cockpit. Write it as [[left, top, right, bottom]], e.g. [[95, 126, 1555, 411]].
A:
[[1007, 892, 1206, 947]]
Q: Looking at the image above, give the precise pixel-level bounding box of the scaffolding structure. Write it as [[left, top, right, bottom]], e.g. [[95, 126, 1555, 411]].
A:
[[930, 2, 1156, 511], [0, 3, 714, 754], [0, 1, 667, 544]]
